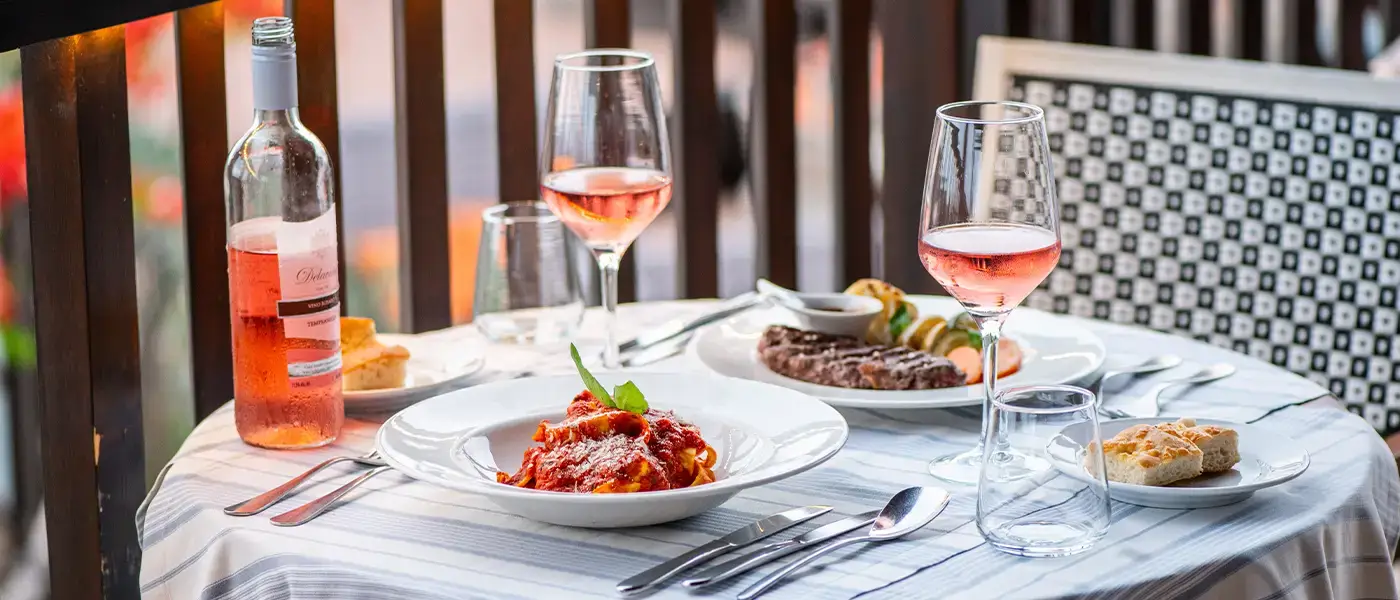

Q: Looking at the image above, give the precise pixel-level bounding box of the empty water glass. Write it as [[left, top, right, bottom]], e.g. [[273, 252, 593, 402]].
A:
[[473, 201, 585, 343], [978, 384, 1111, 557]]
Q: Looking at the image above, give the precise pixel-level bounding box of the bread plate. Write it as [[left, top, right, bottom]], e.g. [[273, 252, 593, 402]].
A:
[[376, 372, 848, 527], [1050, 417, 1310, 509], [344, 334, 485, 415], [691, 295, 1105, 409]]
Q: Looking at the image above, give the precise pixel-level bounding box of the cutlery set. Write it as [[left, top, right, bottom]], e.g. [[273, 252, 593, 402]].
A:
[[223, 450, 391, 527], [617, 487, 951, 599]]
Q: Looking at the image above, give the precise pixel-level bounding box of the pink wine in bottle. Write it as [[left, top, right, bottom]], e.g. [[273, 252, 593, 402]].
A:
[[224, 17, 343, 449]]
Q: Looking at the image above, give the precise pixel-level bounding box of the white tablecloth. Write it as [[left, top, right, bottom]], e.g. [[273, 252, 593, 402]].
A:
[[138, 301, 1400, 600]]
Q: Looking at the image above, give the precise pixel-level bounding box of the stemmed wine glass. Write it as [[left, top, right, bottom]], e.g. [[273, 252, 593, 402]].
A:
[[919, 101, 1061, 484], [540, 49, 672, 369]]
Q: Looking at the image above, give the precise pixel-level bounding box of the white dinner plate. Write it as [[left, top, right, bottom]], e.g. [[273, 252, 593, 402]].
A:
[[691, 295, 1106, 409], [375, 372, 849, 528], [1050, 417, 1310, 509], [343, 334, 485, 415]]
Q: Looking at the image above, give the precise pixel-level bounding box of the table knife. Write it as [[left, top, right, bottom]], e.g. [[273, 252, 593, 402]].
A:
[[614, 505, 830, 596], [620, 333, 693, 368], [680, 510, 879, 588], [616, 295, 764, 354]]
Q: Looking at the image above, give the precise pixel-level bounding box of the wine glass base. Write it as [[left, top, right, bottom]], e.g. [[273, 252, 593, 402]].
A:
[[928, 445, 1052, 484], [927, 447, 985, 485]]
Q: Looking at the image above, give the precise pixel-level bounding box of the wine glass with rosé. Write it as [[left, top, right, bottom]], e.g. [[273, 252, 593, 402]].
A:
[[540, 49, 672, 369], [919, 101, 1062, 484]]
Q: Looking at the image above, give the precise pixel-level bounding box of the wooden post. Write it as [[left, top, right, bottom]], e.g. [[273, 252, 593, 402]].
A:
[[286, 0, 348, 303], [751, 0, 798, 288], [877, 0, 959, 293], [494, 0, 539, 202], [831, 0, 873, 283], [394, 0, 452, 332], [21, 26, 145, 599], [583, 0, 638, 303], [670, 0, 720, 298], [176, 3, 234, 420]]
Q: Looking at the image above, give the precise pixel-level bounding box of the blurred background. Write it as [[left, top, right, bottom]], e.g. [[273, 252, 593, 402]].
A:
[[0, 0, 1393, 595]]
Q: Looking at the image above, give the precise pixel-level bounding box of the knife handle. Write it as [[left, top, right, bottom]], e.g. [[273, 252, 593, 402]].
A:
[[615, 540, 734, 596], [681, 539, 799, 588]]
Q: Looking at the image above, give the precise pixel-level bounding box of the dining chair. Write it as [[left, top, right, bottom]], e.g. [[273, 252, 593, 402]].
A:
[[974, 37, 1400, 435]]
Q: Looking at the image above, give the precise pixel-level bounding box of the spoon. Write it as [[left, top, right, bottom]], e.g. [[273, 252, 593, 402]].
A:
[[736, 487, 951, 600], [1134, 363, 1238, 418]]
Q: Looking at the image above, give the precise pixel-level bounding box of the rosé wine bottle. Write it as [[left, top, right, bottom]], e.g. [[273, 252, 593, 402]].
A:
[[224, 17, 343, 449]]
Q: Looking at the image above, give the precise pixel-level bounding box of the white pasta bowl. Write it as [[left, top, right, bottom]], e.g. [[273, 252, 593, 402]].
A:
[[375, 372, 848, 528]]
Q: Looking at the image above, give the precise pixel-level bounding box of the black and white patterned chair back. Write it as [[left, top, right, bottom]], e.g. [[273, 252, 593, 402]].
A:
[[975, 37, 1400, 434]]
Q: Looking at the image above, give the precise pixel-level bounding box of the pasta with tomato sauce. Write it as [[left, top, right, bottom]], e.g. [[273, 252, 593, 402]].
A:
[[496, 391, 718, 493]]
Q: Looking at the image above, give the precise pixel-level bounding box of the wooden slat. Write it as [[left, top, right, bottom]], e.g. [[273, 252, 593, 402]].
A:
[[1295, 0, 1325, 65], [1340, 0, 1370, 70], [962, 0, 1009, 100], [286, 0, 347, 305], [1185, 0, 1212, 55], [1133, 0, 1154, 50], [585, 0, 630, 47], [831, 0, 872, 283], [751, 0, 797, 288], [494, 0, 539, 203], [21, 26, 145, 599], [1006, 0, 1032, 37], [1241, 0, 1264, 60], [670, 0, 720, 298], [394, 0, 452, 332], [583, 0, 637, 303], [877, 0, 957, 294], [1072, 0, 1112, 44], [175, 3, 233, 421]]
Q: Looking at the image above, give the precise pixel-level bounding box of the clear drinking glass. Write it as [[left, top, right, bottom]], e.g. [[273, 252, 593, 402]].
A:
[[540, 49, 672, 369], [473, 201, 585, 343], [978, 385, 1110, 557], [920, 101, 1061, 483]]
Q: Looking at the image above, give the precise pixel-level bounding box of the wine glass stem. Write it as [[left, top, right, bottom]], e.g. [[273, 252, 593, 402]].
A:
[[976, 316, 1005, 447], [598, 251, 622, 369]]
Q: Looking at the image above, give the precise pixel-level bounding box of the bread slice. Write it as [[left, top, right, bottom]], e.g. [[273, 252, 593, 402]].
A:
[[340, 317, 412, 391], [343, 344, 411, 391], [1159, 418, 1241, 473], [1092, 424, 1203, 486]]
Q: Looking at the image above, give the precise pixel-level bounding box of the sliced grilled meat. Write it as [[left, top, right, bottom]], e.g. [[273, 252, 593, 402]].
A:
[[757, 325, 966, 390]]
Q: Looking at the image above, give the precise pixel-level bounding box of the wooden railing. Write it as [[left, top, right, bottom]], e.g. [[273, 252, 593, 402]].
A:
[[3, 0, 1396, 597]]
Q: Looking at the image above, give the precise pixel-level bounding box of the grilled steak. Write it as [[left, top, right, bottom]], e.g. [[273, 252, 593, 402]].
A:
[[757, 325, 966, 390]]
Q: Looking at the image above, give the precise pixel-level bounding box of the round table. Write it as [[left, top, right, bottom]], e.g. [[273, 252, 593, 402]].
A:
[[137, 301, 1400, 600]]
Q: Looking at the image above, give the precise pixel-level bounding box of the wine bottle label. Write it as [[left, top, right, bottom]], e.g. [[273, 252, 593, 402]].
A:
[[276, 209, 341, 381]]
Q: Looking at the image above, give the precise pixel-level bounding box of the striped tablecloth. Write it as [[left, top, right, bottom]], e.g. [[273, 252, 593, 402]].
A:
[[138, 301, 1400, 600]]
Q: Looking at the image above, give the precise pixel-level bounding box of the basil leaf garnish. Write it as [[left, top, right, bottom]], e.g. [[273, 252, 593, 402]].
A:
[[569, 343, 615, 408]]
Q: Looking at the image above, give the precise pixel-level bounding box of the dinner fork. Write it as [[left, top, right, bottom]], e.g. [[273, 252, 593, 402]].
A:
[[270, 463, 394, 526], [1099, 363, 1237, 420], [223, 450, 385, 516]]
